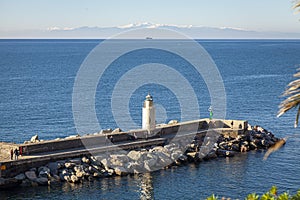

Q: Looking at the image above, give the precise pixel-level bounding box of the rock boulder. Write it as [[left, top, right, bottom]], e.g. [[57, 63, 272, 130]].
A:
[[14, 173, 26, 181], [47, 162, 59, 175], [35, 177, 49, 186], [25, 171, 37, 181], [127, 150, 142, 161]]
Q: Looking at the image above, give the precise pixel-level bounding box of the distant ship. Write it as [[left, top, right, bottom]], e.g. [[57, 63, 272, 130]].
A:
[[146, 37, 153, 40]]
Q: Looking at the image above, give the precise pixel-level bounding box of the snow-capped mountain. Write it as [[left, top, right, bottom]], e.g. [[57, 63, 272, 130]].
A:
[[2, 22, 300, 39]]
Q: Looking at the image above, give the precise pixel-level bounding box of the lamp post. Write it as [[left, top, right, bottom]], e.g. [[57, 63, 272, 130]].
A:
[[208, 106, 213, 120]]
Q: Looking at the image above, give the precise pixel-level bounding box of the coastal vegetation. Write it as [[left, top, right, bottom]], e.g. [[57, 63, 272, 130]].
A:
[[207, 186, 300, 200]]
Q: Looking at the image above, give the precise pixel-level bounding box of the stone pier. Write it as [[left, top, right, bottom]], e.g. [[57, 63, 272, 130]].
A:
[[0, 118, 248, 179]]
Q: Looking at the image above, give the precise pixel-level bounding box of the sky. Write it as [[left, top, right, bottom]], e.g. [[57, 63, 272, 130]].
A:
[[0, 0, 300, 38]]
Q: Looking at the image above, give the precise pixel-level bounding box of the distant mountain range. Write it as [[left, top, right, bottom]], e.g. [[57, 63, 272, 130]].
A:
[[2, 22, 300, 39]]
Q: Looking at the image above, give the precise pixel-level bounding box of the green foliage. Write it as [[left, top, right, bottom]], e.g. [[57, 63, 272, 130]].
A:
[[278, 192, 291, 200], [260, 186, 277, 200], [260, 193, 275, 200], [208, 187, 300, 200], [207, 194, 218, 200], [291, 190, 300, 200], [245, 193, 259, 200], [270, 186, 278, 196]]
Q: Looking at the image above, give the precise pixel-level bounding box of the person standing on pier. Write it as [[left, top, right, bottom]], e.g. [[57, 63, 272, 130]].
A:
[[19, 146, 22, 156], [14, 148, 19, 160], [10, 149, 13, 160]]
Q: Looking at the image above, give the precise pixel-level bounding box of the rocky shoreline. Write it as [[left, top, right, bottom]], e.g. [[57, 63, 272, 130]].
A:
[[0, 125, 284, 189]]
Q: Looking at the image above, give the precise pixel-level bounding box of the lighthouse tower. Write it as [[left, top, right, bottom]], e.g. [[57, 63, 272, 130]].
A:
[[142, 93, 156, 131]]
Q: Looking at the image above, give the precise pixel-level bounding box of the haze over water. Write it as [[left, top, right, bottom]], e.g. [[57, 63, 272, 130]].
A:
[[0, 39, 299, 199]]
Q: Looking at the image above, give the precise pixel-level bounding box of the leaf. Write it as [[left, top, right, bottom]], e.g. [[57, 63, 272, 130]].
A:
[[278, 192, 291, 200], [245, 193, 259, 200], [207, 194, 218, 200], [270, 186, 278, 196], [261, 193, 275, 200], [291, 189, 300, 200]]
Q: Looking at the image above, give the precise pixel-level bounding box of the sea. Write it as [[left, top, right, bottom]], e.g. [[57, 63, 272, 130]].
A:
[[0, 39, 299, 199]]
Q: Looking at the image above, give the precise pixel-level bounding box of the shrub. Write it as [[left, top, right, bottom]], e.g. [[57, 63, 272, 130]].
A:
[[206, 186, 300, 200]]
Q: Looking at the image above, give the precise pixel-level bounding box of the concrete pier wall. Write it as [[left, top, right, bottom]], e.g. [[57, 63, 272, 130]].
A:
[[7, 119, 248, 156], [0, 119, 248, 178], [0, 138, 166, 178], [21, 132, 138, 156]]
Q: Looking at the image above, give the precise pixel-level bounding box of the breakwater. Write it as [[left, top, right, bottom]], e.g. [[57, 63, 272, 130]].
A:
[[0, 119, 284, 189]]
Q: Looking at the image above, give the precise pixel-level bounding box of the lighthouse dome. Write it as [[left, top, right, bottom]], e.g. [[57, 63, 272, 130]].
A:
[[145, 93, 153, 101]]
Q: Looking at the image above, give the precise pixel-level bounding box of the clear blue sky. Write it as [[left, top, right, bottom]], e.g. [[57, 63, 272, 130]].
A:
[[0, 0, 299, 33]]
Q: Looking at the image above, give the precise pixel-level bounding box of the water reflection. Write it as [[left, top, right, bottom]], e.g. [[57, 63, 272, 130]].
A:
[[223, 153, 249, 183], [61, 181, 84, 193], [138, 173, 154, 200]]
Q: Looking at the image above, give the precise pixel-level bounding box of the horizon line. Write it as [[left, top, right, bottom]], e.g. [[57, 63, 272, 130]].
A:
[[1, 37, 300, 40]]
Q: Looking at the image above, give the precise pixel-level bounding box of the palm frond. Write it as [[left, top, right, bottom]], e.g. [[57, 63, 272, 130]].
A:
[[278, 69, 300, 127], [293, 1, 300, 14], [281, 79, 300, 96], [278, 93, 300, 114], [280, 3, 300, 125], [294, 70, 300, 77], [294, 1, 300, 9], [295, 106, 300, 128]]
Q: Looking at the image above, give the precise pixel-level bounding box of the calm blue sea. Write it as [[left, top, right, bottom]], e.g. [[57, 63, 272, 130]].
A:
[[0, 39, 299, 199]]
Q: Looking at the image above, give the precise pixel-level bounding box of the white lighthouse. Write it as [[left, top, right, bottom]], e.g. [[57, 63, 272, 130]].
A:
[[142, 93, 156, 131]]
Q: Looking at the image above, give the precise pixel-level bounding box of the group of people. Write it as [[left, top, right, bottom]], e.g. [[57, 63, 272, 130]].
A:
[[10, 148, 19, 160]]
